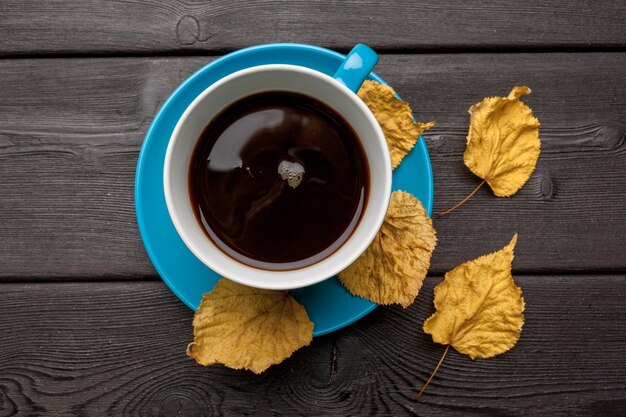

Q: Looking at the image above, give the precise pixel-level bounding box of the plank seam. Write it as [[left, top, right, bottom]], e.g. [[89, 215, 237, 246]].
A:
[[1, 45, 626, 60]]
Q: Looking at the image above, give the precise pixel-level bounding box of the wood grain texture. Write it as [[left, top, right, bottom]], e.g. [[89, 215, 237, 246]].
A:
[[0, 1, 625, 56], [0, 276, 625, 416], [1, 53, 624, 278]]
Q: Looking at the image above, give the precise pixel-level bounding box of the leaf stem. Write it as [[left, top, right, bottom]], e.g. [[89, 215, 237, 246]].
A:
[[415, 344, 450, 401], [434, 180, 486, 218]]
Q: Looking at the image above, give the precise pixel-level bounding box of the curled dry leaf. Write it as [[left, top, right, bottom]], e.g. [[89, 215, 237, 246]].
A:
[[416, 234, 524, 400], [465, 86, 541, 197], [339, 191, 437, 308], [358, 80, 436, 169], [423, 233, 524, 358], [437, 87, 541, 217], [187, 279, 313, 374]]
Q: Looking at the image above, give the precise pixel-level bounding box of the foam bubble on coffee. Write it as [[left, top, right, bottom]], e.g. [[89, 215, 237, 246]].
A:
[[278, 160, 305, 189]]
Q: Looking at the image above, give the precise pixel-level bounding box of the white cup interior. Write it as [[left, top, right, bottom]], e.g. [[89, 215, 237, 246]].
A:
[[164, 64, 391, 290]]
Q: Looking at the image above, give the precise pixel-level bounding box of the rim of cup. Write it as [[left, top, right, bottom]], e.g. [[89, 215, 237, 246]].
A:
[[164, 64, 391, 290]]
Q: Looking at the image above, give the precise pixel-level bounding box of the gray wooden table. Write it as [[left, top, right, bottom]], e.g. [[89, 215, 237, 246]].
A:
[[1, 2, 625, 416]]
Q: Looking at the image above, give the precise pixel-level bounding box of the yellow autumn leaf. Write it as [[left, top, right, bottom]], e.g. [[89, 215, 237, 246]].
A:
[[464, 86, 541, 197], [339, 190, 437, 307], [187, 279, 313, 374], [358, 80, 436, 169], [423, 234, 524, 359]]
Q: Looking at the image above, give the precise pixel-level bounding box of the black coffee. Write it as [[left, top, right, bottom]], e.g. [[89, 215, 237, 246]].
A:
[[189, 91, 369, 270]]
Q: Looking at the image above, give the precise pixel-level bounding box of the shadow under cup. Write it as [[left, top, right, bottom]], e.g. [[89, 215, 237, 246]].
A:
[[164, 64, 391, 290]]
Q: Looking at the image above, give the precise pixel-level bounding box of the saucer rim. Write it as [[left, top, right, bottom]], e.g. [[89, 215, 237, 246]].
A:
[[134, 43, 434, 336]]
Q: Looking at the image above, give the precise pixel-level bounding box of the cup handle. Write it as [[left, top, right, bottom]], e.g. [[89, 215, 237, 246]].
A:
[[333, 44, 379, 93]]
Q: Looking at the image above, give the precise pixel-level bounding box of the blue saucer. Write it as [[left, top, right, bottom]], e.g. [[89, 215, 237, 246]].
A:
[[134, 43, 433, 336]]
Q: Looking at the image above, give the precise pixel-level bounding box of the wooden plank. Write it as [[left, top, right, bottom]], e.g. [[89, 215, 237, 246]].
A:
[[0, 276, 624, 415], [0, 53, 625, 278], [0, 1, 625, 55]]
